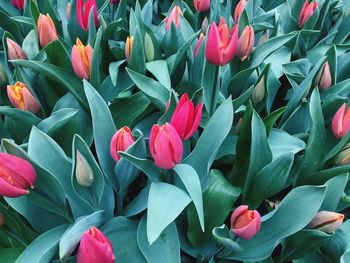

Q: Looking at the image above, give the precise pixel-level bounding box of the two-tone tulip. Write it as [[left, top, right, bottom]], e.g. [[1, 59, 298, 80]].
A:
[[234, 0, 247, 23], [125, 36, 133, 63], [299, 0, 318, 28], [230, 205, 261, 240], [317, 62, 332, 90], [0, 153, 36, 198], [194, 33, 205, 58], [11, 0, 24, 9], [7, 81, 40, 113], [149, 123, 183, 169], [193, 0, 210, 13], [72, 38, 93, 79], [170, 93, 203, 140], [205, 17, 238, 66], [237, 26, 254, 61], [6, 38, 27, 60], [77, 227, 115, 263], [308, 211, 344, 233], [77, 0, 98, 31], [37, 14, 58, 48], [165, 6, 182, 31], [331, 103, 350, 139], [110, 126, 135, 162]]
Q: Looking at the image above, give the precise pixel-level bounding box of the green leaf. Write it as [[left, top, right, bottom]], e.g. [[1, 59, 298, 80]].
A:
[[263, 107, 286, 134], [146, 60, 171, 90], [90, 29, 102, 89], [212, 225, 243, 252], [320, 174, 348, 211], [202, 61, 219, 114], [0, 248, 24, 263], [37, 109, 78, 136], [129, 26, 146, 74]]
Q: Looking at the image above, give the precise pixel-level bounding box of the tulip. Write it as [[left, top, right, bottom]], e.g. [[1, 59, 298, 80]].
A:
[[6, 38, 26, 60], [170, 93, 203, 140], [333, 143, 350, 166], [237, 26, 255, 61], [125, 36, 133, 63], [234, 0, 247, 23], [110, 0, 120, 3], [205, 17, 238, 66], [76, 151, 94, 187], [230, 205, 261, 240], [193, 0, 210, 13], [149, 123, 183, 169], [331, 103, 350, 139], [165, 6, 182, 31], [308, 211, 344, 233], [194, 33, 205, 58], [110, 126, 135, 162], [77, 0, 98, 31], [0, 153, 36, 198], [7, 81, 40, 113], [77, 227, 115, 263], [299, 0, 318, 28], [37, 14, 58, 48], [144, 33, 155, 62], [72, 38, 93, 79], [11, 0, 24, 9], [201, 17, 209, 34], [251, 76, 265, 103], [317, 62, 332, 90]]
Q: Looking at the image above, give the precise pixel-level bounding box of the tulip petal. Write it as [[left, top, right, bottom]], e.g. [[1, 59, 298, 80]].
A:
[[0, 177, 28, 197], [72, 46, 89, 79], [22, 87, 40, 113], [206, 22, 223, 66], [185, 103, 203, 140], [153, 129, 176, 169], [331, 104, 346, 139], [165, 124, 183, 164], [222, 24, 238, 65]]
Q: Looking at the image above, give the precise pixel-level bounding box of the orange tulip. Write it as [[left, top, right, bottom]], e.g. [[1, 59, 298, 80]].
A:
[[7, 81, 40, 113], [71, 38, 93, 79]]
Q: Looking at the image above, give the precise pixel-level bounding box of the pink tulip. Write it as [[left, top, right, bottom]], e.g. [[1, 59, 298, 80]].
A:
[[149, 123, 183, 169], [170, 93, 203, 140], [0, 153, 36, 198], [77, 0, 98, 31], [6, 38, 27, 60], [205, 17, 238, 66], [318, 62, 332, 90], [230, 205, 261, 240], [37, 14, 58, 48], [7, 81, 40, 113], [234, 0, 247, 23], [194, 33, 205, 58], [299, 0, 318, 28], [308, 211, 344, 233], [110, 126, 135, 162], [165, 6, 182, 31], [11, 0, 24, 9], [77, 227, 115, 263], [237, 26, 255, 61], [331, 103, 350, 139], [193, 0, 210, 13], [71, 38, 94, 79]]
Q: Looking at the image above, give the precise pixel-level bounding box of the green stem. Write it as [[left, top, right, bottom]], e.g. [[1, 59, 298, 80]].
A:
[[88, 187, 98, 208], [117, 191, 124, 216], [210, 65, 220, 115]]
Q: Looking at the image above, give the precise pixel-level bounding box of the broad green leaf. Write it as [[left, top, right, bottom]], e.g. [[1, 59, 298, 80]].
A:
[[146, 60, 171, 90], [0, 248, 24, 263], [37, 109, 78, 136]]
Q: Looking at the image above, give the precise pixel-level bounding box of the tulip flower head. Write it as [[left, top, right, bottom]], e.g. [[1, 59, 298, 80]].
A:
[[11, 0, 24, 9], [6, 38, 27, 60], [237, 26, 255, 61], [75, 151, 94, 187], [77, 0, 98, 31], [317, 62, 332, 90], [0, 153, 36, 198], [149, 123, 183, 169], [37, 14, 58, 48], [193, 0, 210, 13], [110, 126, 135, 162], [299, 0, 318, 28], [308, 211, 344, 233], [7, 81, 40, 113], [331, 103, 350, 139], [205, 17, 238, 66], [194, 33, 205, 58], [234, 0, 247, 23], [77, 227, 115, 263], [72, 38, 93, 79], [165, 6, 182, 31], [230, 205, 261, 240], [125, 36, 133, 63]]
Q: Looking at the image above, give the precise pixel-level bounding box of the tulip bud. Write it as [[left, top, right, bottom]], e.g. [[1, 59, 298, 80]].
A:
[[230, 205, 261, 240], [72, 38, 93, 80], [77, 227, 115, 263], [6, 38, 27, 60], [201, 17, 209, 34], [110, 126, 135, 162], [110, 0, 120, 3], [317, 62, 332, 90], [7, 81, 40, 113], [234, 0, 247, 23], [149, 123, 183, 169], [332, 143, 350, 166], [331, 103, 350, 139], [237, 26, 255, 61], [144, 33, 155, 62], [165, 6, 182, 31], [308, 211, 344, 233], [75, 151, 94, 187], [194, 33, 205, 58], [0, 64, 8, 89], [205, 17, 238, 66], [76, 0, 98, 31], [299, 0, 318, 28], [252, 76, 265, 104], [11, 0, 24, 9], [0, 153, 36, 198], [125, 36, 133, 63], [193, 0, 210, 13], [37, 14, 58, 48]]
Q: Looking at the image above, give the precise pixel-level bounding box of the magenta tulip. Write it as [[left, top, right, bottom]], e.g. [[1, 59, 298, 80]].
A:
[[110, 126, 135, 162], [6, 38, 27, 60], [299, 0, 318, 28], [230, 205, 261, 240], [331, 103, 350, 139], [37, 14, 58, 48], [11, 0, 24, 9], [165, 6, 182, 31], [193, 0, 210, 13], [234, 0, 247, 23], [237, 26, 255, 61], [76, 0, 98, 31]]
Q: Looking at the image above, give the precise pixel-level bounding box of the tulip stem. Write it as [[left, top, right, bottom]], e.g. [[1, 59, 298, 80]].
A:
[[88, 187, 98, 208], [209, 65, 219, 115]]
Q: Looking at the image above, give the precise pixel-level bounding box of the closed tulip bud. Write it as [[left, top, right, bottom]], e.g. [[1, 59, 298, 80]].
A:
[[205, 17, 238, 66], [110, 126, 135, 162], [237, 26, 254, 61], [331, 103, 350, 139], [6, 38, 27, 60], [299, 0, 318, 28], [252, 76, 265, 104], [193, 0, 210, 13], [7, 81, 40, 113], [234, 0, 247, 23], [201, 17, 209, 34], [230, 205, 261, 240], [149, 123, 183, 169], [11, 0, 24, 9], [317, 62, 332, 90], [72, 38, 93, 80], [77, 0, 98, 31], [75, 151, 94, 187], [0, 64, 8, 89], [77, 227, 115, 263], [194, 33, 205, 58], [165, 6, 182, 31], [0, 153, 36, 198], [110, 0, 120, 3], [308, 211, 344, 233], [37, 14, 58, 48], [144, 33, 155, 62], [125, 36, 133, 63], [333, 143, 350, 166]]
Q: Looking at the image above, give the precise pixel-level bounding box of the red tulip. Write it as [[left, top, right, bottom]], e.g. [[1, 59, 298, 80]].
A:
[[11, 0, 24, 9], [193, 0, 210, 13], [234, 0, 247, 23], [149, 123, 183, 169], [205, 17, 238, 66], [0, 153, 36, 198], [308, 211, 344, 233], [170, 93, 203, 140], [331, 103, 350, 139], [317, 62, 332, 90], [7, 81, 40, 113], [194, 33, 205, 58], [165, 6, 182, 31], [6, 38, 27, 60], [230, 205, 261, 240], [71, 38, 94, 79], [76, 0, 98, 31], [37, 14, 58, 48], [299, 0, 318, 28], [110, 126, 135, 162], [77, 227, 115, 263], [237, 26, 255, 61]]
